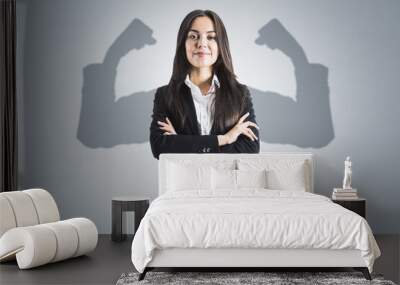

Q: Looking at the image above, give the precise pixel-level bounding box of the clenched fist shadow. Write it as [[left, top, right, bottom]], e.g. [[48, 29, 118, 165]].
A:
[[77, 18, 334, 148]]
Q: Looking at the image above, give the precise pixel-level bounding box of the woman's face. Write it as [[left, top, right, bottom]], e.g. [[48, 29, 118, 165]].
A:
[[185, 16, 219, 70]]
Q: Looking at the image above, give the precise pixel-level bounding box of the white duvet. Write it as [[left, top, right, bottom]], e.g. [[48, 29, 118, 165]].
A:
[[131, 189, 380, 273]]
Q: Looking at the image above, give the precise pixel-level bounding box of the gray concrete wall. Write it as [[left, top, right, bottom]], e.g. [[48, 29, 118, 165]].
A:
[[17, 0, 400, 233]]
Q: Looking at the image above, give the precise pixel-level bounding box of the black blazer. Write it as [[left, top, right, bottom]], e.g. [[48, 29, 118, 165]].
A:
[[150, 83, 260, 159]]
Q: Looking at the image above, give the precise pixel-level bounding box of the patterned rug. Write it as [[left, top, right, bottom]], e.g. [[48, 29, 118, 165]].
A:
[[116, 271, 396, 285]]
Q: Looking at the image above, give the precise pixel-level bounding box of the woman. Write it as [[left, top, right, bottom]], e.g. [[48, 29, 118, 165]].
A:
[[150, 10, 260, 159]]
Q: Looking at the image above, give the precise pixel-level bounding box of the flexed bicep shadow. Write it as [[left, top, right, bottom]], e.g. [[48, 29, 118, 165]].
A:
[[252, 19, 334, 147], [77, 18, 157, 147], [77, 18, 334, 148]]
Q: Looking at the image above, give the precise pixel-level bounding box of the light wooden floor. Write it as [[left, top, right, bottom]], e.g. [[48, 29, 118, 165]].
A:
[[0, 234, 398, 285]]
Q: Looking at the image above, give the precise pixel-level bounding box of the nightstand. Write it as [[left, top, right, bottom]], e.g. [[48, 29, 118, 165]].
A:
[[332, 198, 366, 218], [112, 196, 150, 242]]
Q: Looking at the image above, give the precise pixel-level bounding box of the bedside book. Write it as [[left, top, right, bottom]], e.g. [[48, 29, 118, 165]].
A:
[[333, 188, 357, 193], [332, 195, 359, 200], [332, 188, 359, 200]]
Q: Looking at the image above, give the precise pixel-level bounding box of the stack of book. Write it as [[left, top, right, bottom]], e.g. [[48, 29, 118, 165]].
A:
[[332, 188, 358, 200]]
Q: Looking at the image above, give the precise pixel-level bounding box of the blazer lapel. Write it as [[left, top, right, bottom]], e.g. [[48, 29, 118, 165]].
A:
[[181, 84, 200, 135]]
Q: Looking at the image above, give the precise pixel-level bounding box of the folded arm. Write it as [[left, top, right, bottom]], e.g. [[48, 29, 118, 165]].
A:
[[218, 87, 260, 153], [149, 87, 219, 159], [149, 86, 260, 159]]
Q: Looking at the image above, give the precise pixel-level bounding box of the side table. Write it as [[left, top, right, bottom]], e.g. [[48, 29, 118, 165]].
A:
[[332, 198, 366, 218], [112, 196, 150, 242]]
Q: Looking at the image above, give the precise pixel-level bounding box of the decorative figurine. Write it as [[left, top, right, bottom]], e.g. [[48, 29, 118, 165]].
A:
[[342, 156, 352, 189]]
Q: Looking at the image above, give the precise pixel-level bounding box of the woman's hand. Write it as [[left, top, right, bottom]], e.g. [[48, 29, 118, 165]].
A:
[[157, 117, 177, 135], [218, 113, 259, 146]]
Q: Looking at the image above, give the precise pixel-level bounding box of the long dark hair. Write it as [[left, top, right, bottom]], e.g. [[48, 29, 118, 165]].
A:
[[166, 9, 248, 132]]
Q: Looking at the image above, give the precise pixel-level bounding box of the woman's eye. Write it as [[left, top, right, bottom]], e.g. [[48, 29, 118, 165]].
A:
[[188, 34, 197, 40], [208, 36, 216, 41]]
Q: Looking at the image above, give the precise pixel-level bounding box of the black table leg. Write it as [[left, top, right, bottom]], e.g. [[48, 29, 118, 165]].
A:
[[112, 201, 124, 241], [112, 198, 150, 241], [134, 201, 149, 234]]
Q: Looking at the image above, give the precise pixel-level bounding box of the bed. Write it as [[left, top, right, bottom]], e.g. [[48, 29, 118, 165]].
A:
[[131, 153, 381, 280]]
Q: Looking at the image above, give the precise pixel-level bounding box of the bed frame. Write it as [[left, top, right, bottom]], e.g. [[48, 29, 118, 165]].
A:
[[139, 153, 372, 280], [141, 248, 371, 280]]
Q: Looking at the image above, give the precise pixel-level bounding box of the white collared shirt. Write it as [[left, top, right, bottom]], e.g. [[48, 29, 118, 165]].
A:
[[184, 74, 220, 135]]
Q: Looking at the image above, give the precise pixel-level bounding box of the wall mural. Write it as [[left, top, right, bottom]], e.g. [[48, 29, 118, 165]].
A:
[[77, 18, 334, 148]]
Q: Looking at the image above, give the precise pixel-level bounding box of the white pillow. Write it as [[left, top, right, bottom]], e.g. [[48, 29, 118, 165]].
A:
[[236, 169, 268, 189], [167, 162, 212, 191], [237, 158, 309, 191], [166, 159, 236, 171], [211, 168, 268, 190], [211, 168, 236, 190]]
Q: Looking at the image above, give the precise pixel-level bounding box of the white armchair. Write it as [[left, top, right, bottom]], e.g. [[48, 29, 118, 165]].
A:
[[0, 188, 98, 269]]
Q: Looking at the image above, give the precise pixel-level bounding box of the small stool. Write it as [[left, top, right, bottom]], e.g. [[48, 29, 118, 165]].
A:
[[111, 196, 149, 242], [332, 197, 366, 218]]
